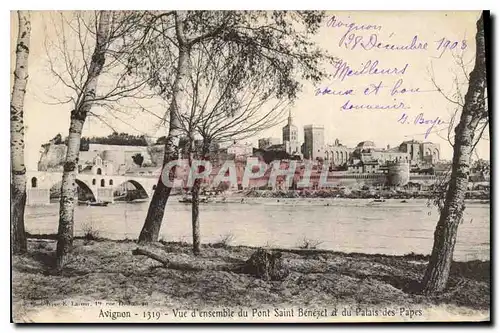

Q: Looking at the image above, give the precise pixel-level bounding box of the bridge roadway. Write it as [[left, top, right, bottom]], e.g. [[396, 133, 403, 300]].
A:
[[26, 171, 161, 205]]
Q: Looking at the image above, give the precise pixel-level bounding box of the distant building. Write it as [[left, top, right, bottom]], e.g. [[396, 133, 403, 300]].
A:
[[348, 160, 380, 174], [303, 125, 325, 160], [258, 137, 281, 150], [399, 140, 440, 165], [266, 143, 288, 152], [282, 110, 299, 155], [325, 138, 353, 167], [226, 141, 254, 159], [344, 139, 442, 175], [352, 141, 409, 165], [193, 139, 220, 152]]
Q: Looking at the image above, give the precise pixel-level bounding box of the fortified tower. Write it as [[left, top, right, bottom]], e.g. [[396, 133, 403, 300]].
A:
[[303, 125, 325, 160], [386, 161, 410, 186]]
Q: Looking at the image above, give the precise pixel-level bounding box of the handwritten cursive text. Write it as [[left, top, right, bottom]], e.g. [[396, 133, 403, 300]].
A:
[[342, 100, 410, 111], [333, 60, 409, 82], [397, 112, 447, 139]]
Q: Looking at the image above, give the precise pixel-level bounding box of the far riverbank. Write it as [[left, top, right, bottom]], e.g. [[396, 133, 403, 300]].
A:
[[241, 189, 490, 200]]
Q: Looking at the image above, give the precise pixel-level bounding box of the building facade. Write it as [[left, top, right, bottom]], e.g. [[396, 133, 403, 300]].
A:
[[325, 139, 353, 166], [399, 140, 440, 165]]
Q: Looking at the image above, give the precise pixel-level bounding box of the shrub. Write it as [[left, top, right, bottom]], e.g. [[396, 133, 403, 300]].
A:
[[211, 233, 235, 248], [297, 237, 323, 250], [82, 223, 100, 241]]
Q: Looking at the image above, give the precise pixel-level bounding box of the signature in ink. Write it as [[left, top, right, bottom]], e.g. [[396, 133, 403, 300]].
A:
[[397, 112, 447, 139]]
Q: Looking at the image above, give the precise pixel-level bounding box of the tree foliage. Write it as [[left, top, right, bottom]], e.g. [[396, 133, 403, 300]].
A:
[[136, 11, 336, 244], [80, 132, 149, 149]]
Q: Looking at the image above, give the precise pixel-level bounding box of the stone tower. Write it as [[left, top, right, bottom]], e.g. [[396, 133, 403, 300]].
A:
[[282, 110, 299, 155], [303, 125, 325, 160]]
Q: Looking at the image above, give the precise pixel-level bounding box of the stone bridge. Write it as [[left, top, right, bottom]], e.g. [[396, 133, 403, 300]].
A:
[[26, 171, 160, 205]]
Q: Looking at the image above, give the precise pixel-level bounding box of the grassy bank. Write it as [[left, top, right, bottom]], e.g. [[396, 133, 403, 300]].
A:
[[12, 238, 489, 321]]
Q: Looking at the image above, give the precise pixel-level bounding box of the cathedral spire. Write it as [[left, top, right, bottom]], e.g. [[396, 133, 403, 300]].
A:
[[288, 109, 293, 125]]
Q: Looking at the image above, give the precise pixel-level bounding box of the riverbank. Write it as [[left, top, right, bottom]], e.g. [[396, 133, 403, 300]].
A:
[[12, 238, 489, 322]]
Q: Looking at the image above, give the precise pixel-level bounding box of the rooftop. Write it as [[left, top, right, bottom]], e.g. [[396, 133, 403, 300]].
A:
[[304, 124, 325, 129], [356, 141, 376, 148], [401, 139, 422, 144]]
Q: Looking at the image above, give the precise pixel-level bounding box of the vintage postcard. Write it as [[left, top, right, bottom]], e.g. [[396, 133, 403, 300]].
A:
[[10, 10, 490, 323]]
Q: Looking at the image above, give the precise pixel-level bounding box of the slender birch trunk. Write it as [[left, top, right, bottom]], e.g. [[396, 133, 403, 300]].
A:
[[139, 12, 190, 242], [421, 13, 487, 294], [11, 11, 31, 254], [56, 11, 111, 270]]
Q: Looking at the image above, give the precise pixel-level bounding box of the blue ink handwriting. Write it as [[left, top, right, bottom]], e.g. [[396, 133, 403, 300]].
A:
[[341, 100, 410, 111], [333, 60, 409, 82], [315, 87, 354, 96], [327, 17, 469, 57], [434, 38, 468, 57], [397, 112, 447, 139], [390, 78, 423, 96], [316, 79, 427, 99], [363, 81, 384, 95], [340, 34, 428, 52]]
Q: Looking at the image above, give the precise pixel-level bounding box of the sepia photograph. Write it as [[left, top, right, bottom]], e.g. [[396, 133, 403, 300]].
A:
[[10, 9, 490, 323]]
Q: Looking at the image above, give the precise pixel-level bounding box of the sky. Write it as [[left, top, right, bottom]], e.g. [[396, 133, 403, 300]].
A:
[[10, 10, 489, 171]]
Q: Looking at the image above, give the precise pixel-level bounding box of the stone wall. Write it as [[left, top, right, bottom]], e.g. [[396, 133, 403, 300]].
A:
[[38, 143, 167, 172]]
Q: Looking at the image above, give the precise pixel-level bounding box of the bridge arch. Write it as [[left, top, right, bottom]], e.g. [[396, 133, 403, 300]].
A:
[[76, 179, 97, 201], [114, 179, 149, 201], [49, 179, 96, 202]]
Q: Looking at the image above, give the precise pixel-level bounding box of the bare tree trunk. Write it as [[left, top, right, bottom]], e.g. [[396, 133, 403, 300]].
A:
[[139, 12, 190, 243], [190, 140, 210, 255], [56, 11, 111, 270], [191, 177, 201, 255], [421, 13, 487, 294], [10, 11, 31, 255]]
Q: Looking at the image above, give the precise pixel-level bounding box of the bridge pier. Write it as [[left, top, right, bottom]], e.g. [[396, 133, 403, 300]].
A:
[[96, 188, 114, 203], [27, 188, 50, 205]]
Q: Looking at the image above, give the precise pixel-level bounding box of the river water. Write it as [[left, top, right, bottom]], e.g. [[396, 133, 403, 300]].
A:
[[25, 198, 490, 262]]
